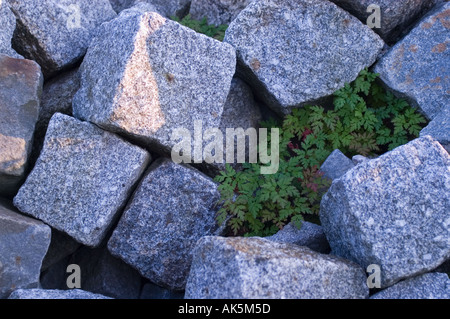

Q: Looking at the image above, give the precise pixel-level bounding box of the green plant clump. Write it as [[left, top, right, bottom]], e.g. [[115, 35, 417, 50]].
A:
[[172, 14, 228, 41], [215, 69, 427, 237]]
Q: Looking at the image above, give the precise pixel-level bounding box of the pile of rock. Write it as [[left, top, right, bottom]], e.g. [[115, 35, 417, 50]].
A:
[[0, 0, 448, 299]]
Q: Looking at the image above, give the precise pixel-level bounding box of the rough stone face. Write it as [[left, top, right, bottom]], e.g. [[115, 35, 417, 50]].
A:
[[219, 78, 262, 134], [0, 2, 22, 58], [140, 282, 185, 299], [330, 0, 444, 44], [145, 0, 191, 18], [371, 273, 450, 299], [265, 221, 331, 254], [127, 1, 158, 14], [0, 55, 43, 197], [69, 246, 142, 299], [374, 3, 450, 120], [35, 68, 79, 136], [185, 236, 369, 299], [319, 149, 355, 181], [189, 0, 253, 26], [8, 0, 117, 78], [224, 0, 384, 116], [109, 0, 136, 12], [0, 200, 51, 299], [40, 255, 71, 290], [108, 158, 222, 291], [13, 113, 151, 247], [41, 229, 80, 272], [109, 0, 160, 15], [352, 154, 371, 165], [320, 136, 450, 288], [200, 77, 263, 176], [73, 10, 236, 160], [31, 68, 80, 167], [420, 107, 450, 153], [109, 0, 190, 17], [8, 289, 112, 299]]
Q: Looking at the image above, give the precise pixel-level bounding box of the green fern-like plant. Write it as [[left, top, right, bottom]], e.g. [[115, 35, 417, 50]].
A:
[[214, 69, 428, 237]]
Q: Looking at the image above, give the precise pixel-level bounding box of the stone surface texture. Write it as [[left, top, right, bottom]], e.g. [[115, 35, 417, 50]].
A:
[[73, 10, 236, 160], [145, 0, 191, 18], [8, 0, 117, 78], [70, 246, 142, 299], [320, 136, 450, 288], [371, 272, 450, 299], [8, 288, 112, 299], [140, 282, 185, 299], [374, 2, 450, 120], [200, 77, 263, 176], [319, 149, 356, 181], [39, 255, 71, 290], [0, 201, 51, 299], [13, 113, 151, 247], [330, 0, 444, 43], [0, 55, 43, 197], [420, 107, 450, 153], [109, 0, 136, 12], [185, 236, 369, 299], [109, 0, 190, 17], [0, 2, 22, 58], [190, 0, 253, 26], [352, 155, 371, 165], [41, 229, 80, 272], [108, 158, 222, 291], [266, 221, 331, 254], [224, 0, 384, 115], [31, 68, 80, 167]]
